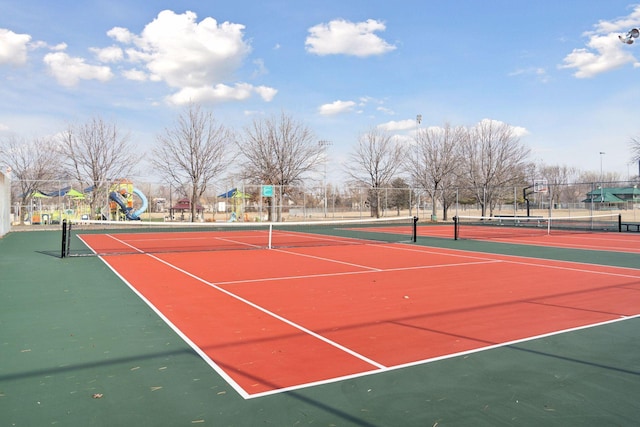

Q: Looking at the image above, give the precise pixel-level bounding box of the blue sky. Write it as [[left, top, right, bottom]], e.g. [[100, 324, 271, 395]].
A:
[[2, 0, 640, 183]]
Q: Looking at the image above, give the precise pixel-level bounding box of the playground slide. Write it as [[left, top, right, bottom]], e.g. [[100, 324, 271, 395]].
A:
[[132, 188, 148, 218], [108, 187, 148, 220]]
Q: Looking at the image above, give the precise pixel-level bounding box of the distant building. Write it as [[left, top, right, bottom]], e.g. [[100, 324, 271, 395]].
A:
[[153, 197, 166, 212], [583, 186, 640, 209], [170, 198, 204, 220]]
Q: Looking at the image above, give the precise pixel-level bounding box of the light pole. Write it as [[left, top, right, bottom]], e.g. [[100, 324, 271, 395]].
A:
[[318, 140, 332, 217], [599, 152, 605, 206], [415, 115, 422, 218]]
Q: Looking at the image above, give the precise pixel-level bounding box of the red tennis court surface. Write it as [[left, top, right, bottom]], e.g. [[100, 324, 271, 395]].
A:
[[420, 224, 640, 253], [79, 232, 640, 399]]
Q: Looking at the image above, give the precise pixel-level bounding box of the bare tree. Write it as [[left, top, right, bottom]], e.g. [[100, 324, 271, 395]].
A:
[[151, 104, 233, 222], [538, 164, 578, 209], [58, 117, 137, 215], [407, 123, 464, 220], [459, 120, 530, 216], [345, 128, 403, 218], [237, 112, 323, 221], [0, 136, 62, 224]]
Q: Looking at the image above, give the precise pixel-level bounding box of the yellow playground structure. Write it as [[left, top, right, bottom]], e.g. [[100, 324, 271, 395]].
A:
[[22, 179, 148, 225]]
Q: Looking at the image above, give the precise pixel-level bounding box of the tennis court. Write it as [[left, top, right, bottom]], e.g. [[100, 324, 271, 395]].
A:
[[90, 235, 640, 399], [420, 214, 640, 253], [2, 218, 640, 425]]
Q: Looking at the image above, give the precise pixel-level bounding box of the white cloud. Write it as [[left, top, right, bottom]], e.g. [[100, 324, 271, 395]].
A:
[[376, 106, 395, 115], [377, 119, 416, 131], [318, 100, 356, 115], [306, 19, 396, 57], [50, 42, 67, 51], [116, 10, 251, 88], [27, 40, 47, 50], [166, 83, 277, 105], [358, 96, 374, 106], [0, 28, 31, 66], [254, 85, 277, 102], [358, 95, 388, 107], [107, 27, 134, 44], [590, 6, 640, 34], [43, 51, 113, 86], [251, 58, 268, 78], [167, 84, 251, 105], [560, 34, 637, 78], [106, 10, 276, 104], [122, 68, 147, 81], [510, 125, 529, 138], [243, 110, 265, 116], [91, 45, 124, 63], [560, 6, 640, 78], [2, 11, 276, 101], [476, 118, 529, 137], [124, 47, 153, 65], [509, 67, 549, 83], [28, 41, 67, 52]]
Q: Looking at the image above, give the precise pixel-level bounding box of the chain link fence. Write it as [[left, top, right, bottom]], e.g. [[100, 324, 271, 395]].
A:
[[6, 179, 640, 227], [0, 170, 10, 236], [450, 181, 640, 223], [7, 180, 424, 225]]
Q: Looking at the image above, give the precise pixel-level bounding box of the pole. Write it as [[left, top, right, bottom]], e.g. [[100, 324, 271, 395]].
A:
[[61, 219, 67, 258], [318, 140, 332, 217], [415, 115, 422, 219], [599, 151, 606, 211]]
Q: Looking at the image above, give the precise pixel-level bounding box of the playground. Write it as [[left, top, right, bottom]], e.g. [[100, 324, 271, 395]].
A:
[[107, 180, 148, 221], [12, 179, 148, 225]]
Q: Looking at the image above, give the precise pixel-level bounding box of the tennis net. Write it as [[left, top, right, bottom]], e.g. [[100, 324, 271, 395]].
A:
[[453, 213, 621, 240], [61, 216, 418, 257]]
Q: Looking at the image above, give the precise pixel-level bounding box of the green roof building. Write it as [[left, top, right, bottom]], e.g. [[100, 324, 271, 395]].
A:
[[583, 186, 640, 207]]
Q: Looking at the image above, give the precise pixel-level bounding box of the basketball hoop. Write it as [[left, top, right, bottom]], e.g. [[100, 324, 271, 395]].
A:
[[533, 179, 548, 194]]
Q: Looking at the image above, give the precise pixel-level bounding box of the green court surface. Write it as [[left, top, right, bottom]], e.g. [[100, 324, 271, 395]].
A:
[[1, 228, 639, 426]]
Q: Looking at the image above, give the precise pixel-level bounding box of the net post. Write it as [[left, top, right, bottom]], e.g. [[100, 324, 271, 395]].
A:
[[453, 216, 459, 240], [618, 214, 622, 232], [67, 220, 72, 256], [268, 223, 273, 249], [412, 216, 418, 242], [65, 220, 72, 258], [61, 219, 67, 258]]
